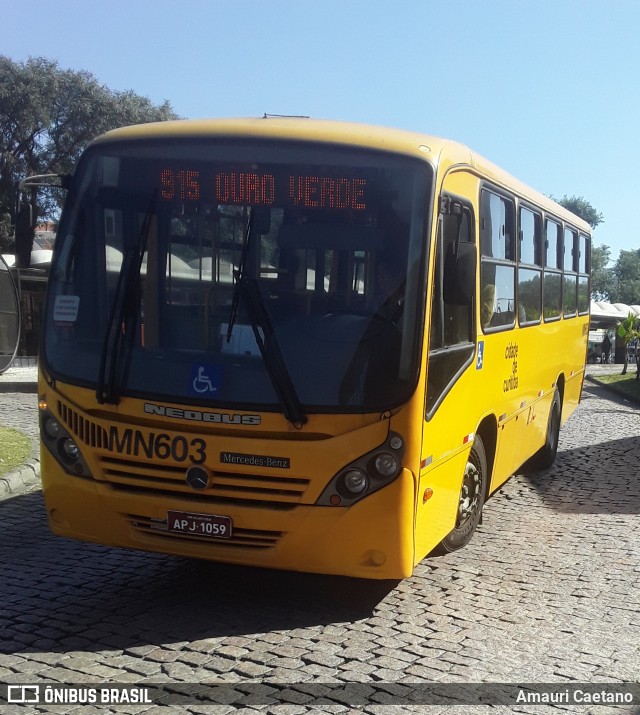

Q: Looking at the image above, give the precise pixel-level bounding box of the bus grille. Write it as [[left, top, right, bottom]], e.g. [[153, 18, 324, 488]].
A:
[[101, 457, 309, 506], [56, 401, 310, 506], [127, 513, 283, 549], [57, 400, 109, 448]]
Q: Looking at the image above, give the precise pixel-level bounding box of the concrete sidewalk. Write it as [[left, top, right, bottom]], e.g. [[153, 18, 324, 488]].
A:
[[585, 362, 625, 376], [0, 358, 38, 393]]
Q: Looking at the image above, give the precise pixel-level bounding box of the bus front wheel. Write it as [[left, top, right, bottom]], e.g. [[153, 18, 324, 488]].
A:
[[439, 434, 488, 553]]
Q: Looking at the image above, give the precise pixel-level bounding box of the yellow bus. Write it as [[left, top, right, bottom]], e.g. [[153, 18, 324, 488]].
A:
[[38, 118, 591, 579]]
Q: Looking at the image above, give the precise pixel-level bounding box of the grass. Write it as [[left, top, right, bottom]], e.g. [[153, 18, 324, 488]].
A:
[[0, 425, 32, 477], [591, 371, 640, 404]]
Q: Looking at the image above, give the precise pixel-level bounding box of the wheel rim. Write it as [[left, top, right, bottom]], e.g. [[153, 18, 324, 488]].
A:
[[457, 459, 481, 526]]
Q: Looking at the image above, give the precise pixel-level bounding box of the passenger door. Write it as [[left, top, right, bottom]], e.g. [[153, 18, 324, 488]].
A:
[[414, 181, 479, 559]]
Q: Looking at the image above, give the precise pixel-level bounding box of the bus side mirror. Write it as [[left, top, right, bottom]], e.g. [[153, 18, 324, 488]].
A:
[[17, 201, 33, 228], [0, 255, 20, 373], [15, 201, 35, 269], [443, 241, 476, 306]]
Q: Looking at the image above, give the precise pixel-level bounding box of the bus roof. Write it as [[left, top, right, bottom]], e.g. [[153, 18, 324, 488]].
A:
[[91, 117, 591, 233]]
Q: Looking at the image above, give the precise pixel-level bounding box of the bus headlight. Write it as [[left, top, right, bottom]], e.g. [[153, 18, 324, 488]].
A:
[[341, 469, 368, 495], [316, 432, 405, 507], [60, 438, 80, 463], [373, 452, 398, 478], [43, 417, 62, 439], [39, 409, 91, 478]]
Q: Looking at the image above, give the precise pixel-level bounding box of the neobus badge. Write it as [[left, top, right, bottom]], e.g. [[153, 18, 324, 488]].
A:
[[144, 402, 261, 425]]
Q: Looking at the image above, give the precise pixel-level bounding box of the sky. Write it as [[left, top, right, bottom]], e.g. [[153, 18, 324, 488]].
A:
[[2, 0, 639, 263]]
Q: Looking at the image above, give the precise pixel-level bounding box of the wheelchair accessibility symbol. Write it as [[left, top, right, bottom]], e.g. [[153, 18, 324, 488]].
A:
[[190, 364, 222, 396], [476, 341, 485, 370]]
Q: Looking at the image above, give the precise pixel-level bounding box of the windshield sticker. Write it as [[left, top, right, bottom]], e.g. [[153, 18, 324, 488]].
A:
[[53, 295, 80, 326], [190, 363, 222, 397]]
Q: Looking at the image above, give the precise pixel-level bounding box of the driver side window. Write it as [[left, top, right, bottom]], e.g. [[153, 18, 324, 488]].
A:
[[427, 195, 476, 417]]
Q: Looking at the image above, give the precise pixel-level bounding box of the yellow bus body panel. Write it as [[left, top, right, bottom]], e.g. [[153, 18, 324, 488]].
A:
[[414, 166, 588, 559]]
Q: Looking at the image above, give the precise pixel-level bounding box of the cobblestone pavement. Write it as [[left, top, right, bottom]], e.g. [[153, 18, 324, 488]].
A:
[[0, 386, 39, 446], [0, 376, 639, 714]]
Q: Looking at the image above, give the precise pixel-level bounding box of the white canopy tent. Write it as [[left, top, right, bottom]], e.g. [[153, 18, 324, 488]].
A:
[[590, 301, 640, 326], [589, 301, 639, 364]]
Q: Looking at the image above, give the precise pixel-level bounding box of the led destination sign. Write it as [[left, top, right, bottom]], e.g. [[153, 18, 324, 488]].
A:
[[159, 168, 368, 211]]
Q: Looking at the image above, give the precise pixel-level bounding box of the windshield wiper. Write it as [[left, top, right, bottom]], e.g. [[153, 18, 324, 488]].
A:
[[227, 209, 307, 428], [226, 208, 252, 344], [241, 278, 307, 428], [96, 192, 156, 404]]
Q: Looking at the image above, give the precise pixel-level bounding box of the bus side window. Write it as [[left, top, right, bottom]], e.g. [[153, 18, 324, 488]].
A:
[[480, 189, 515, 330], [543, 218, 562, 321], [517, 206, 542, 325], [563, 226, 578, 318], [577, 233, 590, 315]]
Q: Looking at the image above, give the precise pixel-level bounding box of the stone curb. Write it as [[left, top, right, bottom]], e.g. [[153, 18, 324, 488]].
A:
[[0, 457, 41, 501]]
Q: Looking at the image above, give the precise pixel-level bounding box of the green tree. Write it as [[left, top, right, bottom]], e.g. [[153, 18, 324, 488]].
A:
[[590, 244, 615, 301], [611, 249, 640, 305], [553, 195, 604, 229], [0, 56, 179, 251]]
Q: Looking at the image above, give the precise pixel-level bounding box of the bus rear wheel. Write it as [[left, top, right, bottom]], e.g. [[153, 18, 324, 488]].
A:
[[439, 434, 487, 553], [527, 388, 562, 471]]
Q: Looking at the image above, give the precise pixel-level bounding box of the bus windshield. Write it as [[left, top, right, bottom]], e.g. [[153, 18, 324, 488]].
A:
[[44, 140, 432, 414]]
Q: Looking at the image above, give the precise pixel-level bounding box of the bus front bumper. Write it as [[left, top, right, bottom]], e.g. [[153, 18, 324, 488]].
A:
[[41, 457, 417, 580]]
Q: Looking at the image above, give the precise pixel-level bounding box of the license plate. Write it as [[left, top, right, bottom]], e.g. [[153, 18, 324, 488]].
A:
[[167, 510, 232, 539]]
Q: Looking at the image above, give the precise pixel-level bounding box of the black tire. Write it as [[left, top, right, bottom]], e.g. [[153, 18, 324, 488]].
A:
[[439, 434, 488, 553], [527, 388, 562, 471]]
